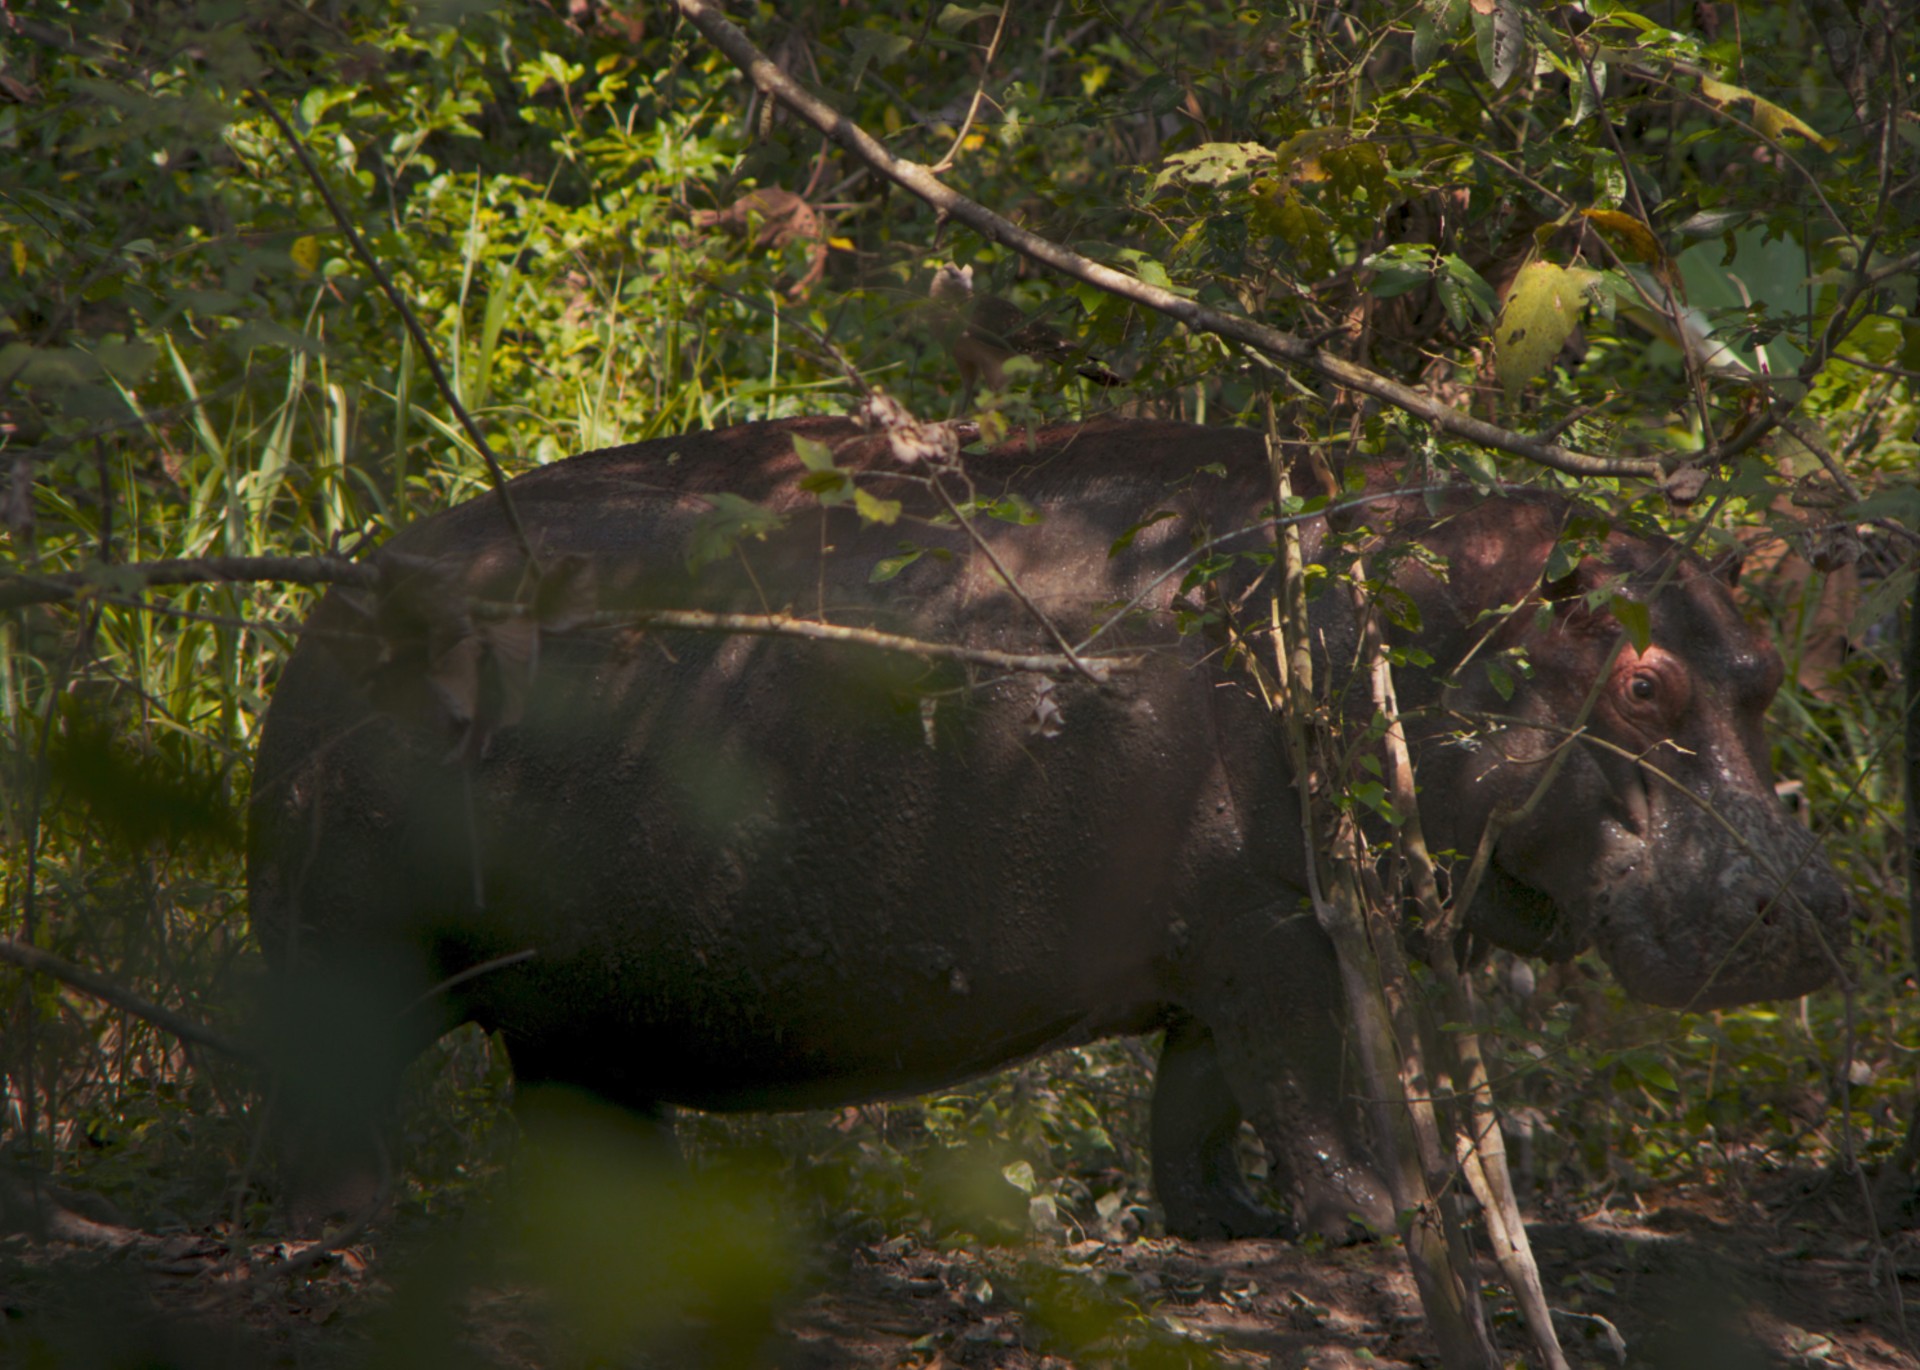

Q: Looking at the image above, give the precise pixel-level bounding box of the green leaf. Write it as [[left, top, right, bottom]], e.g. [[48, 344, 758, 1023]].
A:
[[1837, 315, 1904, 365], [1543, 541, 1579, 585], [230, 319, 323, 356], [1700, 75, 1838, 151], [935, 3, 1001, 30], [1350, 779, 1404, 825], [1849, 566, 1914, 641], [1627, 1054, 1679, 1092], [798, 468, 852, 505], [1441, 443, 1498, 491], [1364, 243, 1437, 299], [92, 340, 159, 384], [854, 487, 903, 526], [1109, 509, 1177, 556], [1471, 0, 1527, 89], [1570, 58, 1606, 124], [689, 494, 786, 570], [1257, 187, 1336, 278], [1842, 485, 1920, 528], [0, 343, 100, 386], [847, 27, 912, 82], [1610, 595, 1651, 653], [1412, 15, 1445, 68], [980, 493, 1042, 525], [871, 546, 926, 583], [1438, 255, 1498, 327], [793, 434, 837, 471]]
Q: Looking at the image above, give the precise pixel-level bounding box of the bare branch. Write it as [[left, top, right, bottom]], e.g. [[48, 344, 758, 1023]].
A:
[[482, 603, 1140, 682], [3, 554, 1142, 679], [0, 937, 263, 1070], [0, 554, 378, 612]]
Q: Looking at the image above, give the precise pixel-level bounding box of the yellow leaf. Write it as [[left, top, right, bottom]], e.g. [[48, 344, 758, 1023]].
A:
[[828, 236, 855, 251], [1322, 142, 1390, 202], [1752, 95, 1838, 151], [290, 235, 321, 277], [1274, 128, 1346, 183], [1700, 74, 1745, 105], [1579, 208, 1664, 265], [1699, 75, 1836, 151], [1494, 262, 1599, 397], [854, 487, 902, 526], [10, 239, 24, 275], [1258, 187, 1335, 278]]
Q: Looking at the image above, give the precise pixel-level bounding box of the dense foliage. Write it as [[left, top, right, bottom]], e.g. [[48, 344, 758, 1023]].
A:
[[0, 0, 1913, 1361]]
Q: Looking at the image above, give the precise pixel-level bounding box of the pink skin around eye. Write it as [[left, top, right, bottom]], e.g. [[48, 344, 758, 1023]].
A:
[[1608, 643, 1690, 729]]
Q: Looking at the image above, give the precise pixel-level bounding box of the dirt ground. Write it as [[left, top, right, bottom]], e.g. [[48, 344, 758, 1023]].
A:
[[3, 1162, 1917, 1369]]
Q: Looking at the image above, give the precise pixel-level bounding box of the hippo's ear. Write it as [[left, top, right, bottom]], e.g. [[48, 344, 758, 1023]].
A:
[[1708, 549, 1744, 588]]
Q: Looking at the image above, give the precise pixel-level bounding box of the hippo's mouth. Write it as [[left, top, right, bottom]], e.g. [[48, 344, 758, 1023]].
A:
[[1467, 860, 1586, 962], [1573, 806, 1851, 1011]]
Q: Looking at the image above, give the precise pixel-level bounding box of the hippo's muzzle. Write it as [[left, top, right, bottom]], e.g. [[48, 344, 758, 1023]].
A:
[[1583, 793, 1851, 1010]]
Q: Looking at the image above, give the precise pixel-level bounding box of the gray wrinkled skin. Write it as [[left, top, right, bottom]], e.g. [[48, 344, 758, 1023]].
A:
[[248, 417, 1853, 1240]]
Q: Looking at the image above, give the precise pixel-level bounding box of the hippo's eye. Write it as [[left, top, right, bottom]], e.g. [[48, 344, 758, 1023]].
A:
[[1629, 674, 1657, 702]]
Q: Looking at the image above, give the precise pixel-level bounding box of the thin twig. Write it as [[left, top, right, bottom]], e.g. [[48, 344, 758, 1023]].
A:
[[245, 89, 538, 569], [925, 472, 1103, 682], [930, 0, 1013, 174], [401, 948, 538, 1018], [482, 602, 1138, 682], [1777, 415, 1864, 502], [0, 554, 379, 612], [0, 937, 264, 1070]]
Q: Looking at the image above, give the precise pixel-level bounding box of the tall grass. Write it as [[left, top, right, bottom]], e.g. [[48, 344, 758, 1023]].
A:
[[0, 16, 855, 1223]]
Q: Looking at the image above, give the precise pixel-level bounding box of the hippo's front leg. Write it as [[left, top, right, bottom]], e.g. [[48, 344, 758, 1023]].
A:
[[1166, 909, 1393, 1244], [1151, 1016, 1288, 1239]]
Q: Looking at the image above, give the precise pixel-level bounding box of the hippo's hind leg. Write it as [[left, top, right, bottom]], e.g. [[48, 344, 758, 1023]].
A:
[[1170, 909, 1394, 1244], [494, 1027, 682, 1161], [1151, 1016, 1287, 1239], [264, 951, 430, 1233]]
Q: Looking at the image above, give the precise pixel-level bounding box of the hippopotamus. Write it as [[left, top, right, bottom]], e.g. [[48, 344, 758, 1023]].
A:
[[247, 416, 1852, 1240]]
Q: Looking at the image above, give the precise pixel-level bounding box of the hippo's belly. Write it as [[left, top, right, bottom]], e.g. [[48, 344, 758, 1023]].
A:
[[299, 632, 1289, 1110]]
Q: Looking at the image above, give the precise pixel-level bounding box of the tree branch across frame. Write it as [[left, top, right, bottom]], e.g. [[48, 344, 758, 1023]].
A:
[[669, 0, 1664, 483]]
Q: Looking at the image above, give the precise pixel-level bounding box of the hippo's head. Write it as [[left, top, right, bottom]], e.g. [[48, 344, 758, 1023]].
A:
[[1406, 503, 1854, 1010]]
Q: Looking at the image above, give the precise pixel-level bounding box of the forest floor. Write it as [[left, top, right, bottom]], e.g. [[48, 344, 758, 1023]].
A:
[[2, 1161, 1917, 1369]]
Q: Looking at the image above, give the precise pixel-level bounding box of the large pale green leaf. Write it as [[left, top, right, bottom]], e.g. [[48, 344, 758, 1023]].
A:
[[1493, 261, 1598, 396], [1150, 142, 1270, 193], [1470, 0, 1526, 89]]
